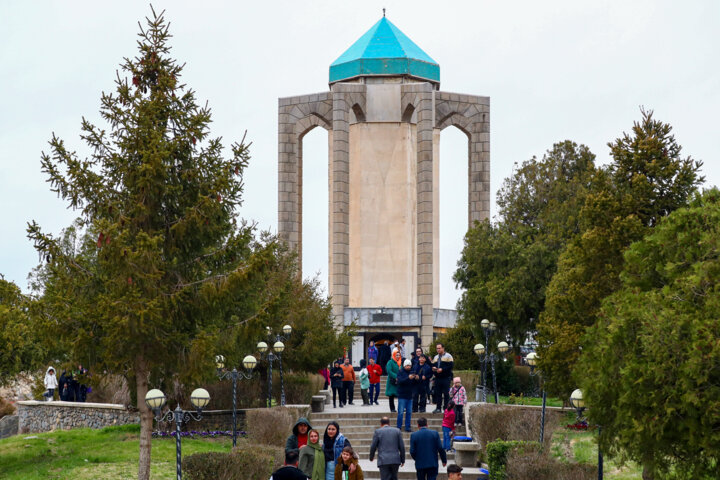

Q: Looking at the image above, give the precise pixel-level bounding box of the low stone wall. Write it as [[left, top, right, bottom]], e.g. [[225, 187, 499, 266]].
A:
[[0, 415, 19, 439], [17, 401, 139, 433]]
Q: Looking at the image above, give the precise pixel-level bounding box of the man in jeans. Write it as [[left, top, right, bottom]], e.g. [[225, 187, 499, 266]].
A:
[[369, 416, 405, 480], [396, 359, 417, 432], [431, 343, 454, 413], [368, 357, 383, 405], [341, 357, 356, 405]]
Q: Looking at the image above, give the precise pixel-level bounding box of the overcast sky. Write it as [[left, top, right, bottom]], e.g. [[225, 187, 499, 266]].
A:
[[2, 1, 718, 308]]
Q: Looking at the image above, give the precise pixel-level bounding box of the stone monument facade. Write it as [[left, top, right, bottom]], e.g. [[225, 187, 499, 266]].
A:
[[278, 16, 489, 357]]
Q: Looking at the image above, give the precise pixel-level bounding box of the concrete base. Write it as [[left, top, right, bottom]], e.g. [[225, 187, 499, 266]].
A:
[[454, 441, 481, 468], [320, 389, 332, 405], [311, 396, 326, 413]]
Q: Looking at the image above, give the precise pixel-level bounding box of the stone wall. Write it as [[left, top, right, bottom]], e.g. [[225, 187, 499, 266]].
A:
[[0, 415, 19, 439], [17, 401, 139, 433]]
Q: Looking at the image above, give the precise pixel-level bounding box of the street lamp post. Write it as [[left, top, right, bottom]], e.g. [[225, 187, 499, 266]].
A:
[[258, 324, 292, 407], [492, 341, 510, 404], [146, 387, 210, 480], [215, 354, 257, 447], [473, 342, 487, 402], [526, 352, 547, 443], [570, 389, 601, 480]]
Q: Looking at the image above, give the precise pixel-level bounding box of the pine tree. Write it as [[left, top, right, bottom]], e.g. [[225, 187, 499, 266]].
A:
[[27, 10, 270, 478]]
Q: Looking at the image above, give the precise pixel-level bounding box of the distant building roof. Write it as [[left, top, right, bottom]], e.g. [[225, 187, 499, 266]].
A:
[[329, 17, 440, 84]]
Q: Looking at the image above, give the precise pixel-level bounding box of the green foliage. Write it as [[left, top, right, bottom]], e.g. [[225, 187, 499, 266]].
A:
[[486, 440, 538, 480], [183, 441, 283, 480], [578, 189, 720, 479], [538, 109, 704, 397], [455, 141, 596, 348], [23, 10, 345, 479], [0, 278, 46, 383]]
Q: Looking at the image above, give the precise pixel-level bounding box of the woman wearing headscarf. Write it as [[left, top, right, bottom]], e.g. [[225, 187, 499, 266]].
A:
[[299, 429, 326, 480], [330, 360, 344, 408], [323, 421, 351, 480]]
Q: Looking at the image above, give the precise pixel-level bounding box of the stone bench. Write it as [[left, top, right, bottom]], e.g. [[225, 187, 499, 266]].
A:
[[311, 396, 326, 413], [454, 441, 481, 468]]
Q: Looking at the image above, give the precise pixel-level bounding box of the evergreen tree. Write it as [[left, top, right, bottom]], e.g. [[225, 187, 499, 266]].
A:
[[538, 109, 704, 397], [25, 10, 344, 479], [579, 189, 720, 479], [454, 141, 596, 349]]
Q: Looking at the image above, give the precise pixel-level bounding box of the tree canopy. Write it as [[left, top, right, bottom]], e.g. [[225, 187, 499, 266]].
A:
[[454, 141, 596, 348], [578, 189, 720, 480], [538, 109, 704, 397], [25, 10, 347, 479]]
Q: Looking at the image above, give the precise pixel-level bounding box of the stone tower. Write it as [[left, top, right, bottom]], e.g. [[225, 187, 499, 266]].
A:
[[278, 17, 489, 360]]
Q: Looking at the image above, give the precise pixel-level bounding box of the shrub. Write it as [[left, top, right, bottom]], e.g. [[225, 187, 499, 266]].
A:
[[246, 407, 295, 447], [86, 374, 130, 405], [486, 440, 537, 480], [0, 396, 15, 419], [183, 440, 284, 480], [470, 404, 558, 453], [505, 446, 596, 480]]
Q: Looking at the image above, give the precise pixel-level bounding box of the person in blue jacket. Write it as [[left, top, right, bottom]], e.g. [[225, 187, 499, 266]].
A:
[[410, 417, 447, 480], [367, 341, 378, 363], [396, 359, 417, 432]]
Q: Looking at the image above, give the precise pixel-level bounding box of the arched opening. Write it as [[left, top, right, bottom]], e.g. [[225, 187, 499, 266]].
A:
[[401, 104, 415, 123], [439, 126, 469, 310], [351, 103, 366, 123], [300, 126, 330, 295]]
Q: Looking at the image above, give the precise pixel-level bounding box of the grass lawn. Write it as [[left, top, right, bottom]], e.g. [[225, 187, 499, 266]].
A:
[[496, 394, 564, 407], [0, 424, 231, 480], [551, 428, 643, 479]]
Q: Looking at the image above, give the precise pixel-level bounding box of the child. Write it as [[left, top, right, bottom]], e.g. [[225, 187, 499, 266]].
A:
[[442, 400, 456, 451], [359, 359, 370, 406], [44, 366, 58, 401], [334, 446, 363, 480], [449, 376, 467, 426]]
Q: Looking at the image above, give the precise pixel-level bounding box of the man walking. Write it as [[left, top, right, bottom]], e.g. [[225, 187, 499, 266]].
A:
[[369, 416, 405, 480], [410, 417, 447, 480], [431, 343, 454, 413], [341, 357, 356, 406]]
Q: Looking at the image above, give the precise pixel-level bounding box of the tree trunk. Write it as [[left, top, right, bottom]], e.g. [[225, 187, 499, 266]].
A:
[[136, 356, 153, 480], [642, 465, 655, 480]]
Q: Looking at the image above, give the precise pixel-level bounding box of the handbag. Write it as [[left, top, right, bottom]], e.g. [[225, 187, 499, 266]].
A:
[[390, 376, 397, 386]]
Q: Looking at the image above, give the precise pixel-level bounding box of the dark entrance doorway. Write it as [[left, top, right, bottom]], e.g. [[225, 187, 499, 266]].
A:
[[368, 333, 398, 375]]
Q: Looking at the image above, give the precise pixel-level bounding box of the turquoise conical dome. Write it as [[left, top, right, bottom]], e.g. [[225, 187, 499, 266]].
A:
[[329, 17, 440, 84]]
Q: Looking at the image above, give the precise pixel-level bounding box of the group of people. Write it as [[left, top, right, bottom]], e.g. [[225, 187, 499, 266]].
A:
[[43, 365, 89, 402], [274, 415, 465, 480]]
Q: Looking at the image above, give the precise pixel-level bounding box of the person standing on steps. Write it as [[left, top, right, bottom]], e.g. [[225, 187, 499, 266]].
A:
[[341, 357, 356, 406], [431, 343, 454, 413], [412, 354, 432, 413], [44, 367, 58, 401], [319, 365, 331, 390], [396, 359, 417, 432], [299, 429, 326, 480], [399, 338, 407, 360], [385, 355, 399, 412], [323, 421, 352, 480], [369, 416, 405, 480], [367, 357, 383, 405], [359, 359, 370, 406], [330, 360, 344, 408], [334, 446, 364, 480], [449, 377, 467, 426], [410, 417, 447, 480], [367, 340, 378, 363], [441, 401, 456, 452]]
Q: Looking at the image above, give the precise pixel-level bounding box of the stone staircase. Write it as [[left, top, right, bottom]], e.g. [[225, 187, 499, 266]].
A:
[[309, 379, 482, 479]]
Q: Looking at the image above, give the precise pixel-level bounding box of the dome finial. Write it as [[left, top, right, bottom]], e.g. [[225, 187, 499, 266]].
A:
[[383, 8, 386, 17]]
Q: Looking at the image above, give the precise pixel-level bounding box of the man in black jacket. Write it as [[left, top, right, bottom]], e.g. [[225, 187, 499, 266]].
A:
[[270, 451, 307, 480], [431, 343, 454, 413]]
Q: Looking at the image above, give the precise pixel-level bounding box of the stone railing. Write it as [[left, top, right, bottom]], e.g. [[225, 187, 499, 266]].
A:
[[17, 401, 139, 434]]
